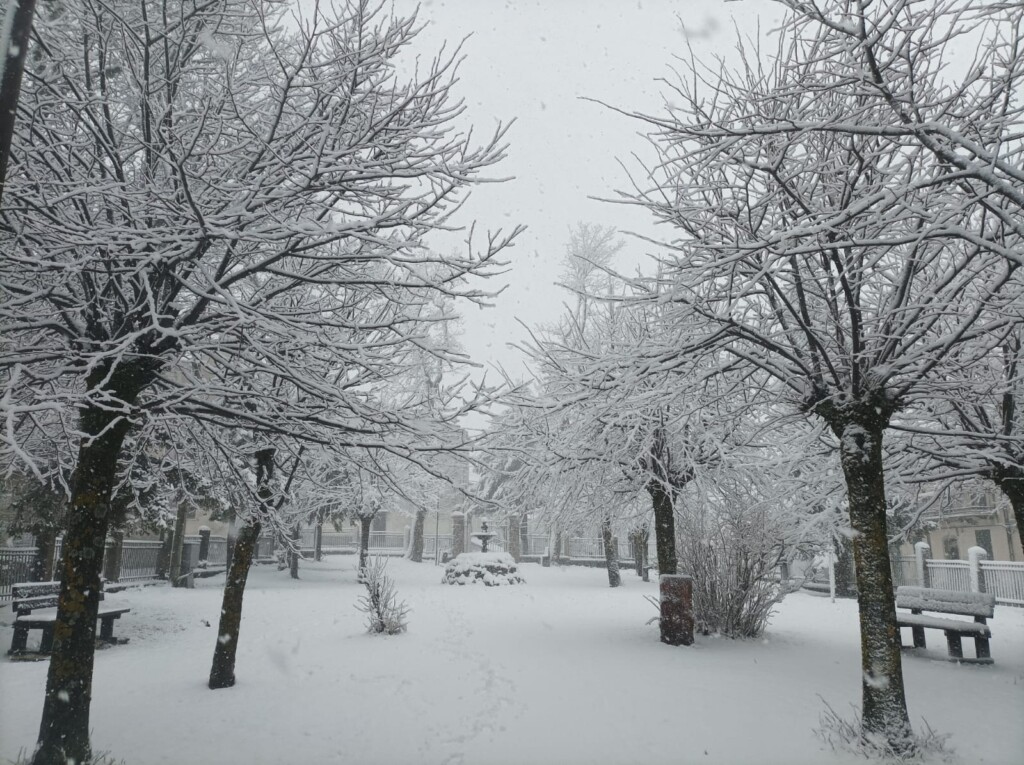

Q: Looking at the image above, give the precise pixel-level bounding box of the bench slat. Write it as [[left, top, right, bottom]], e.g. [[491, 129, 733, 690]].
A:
[[15, 607, 130, 626], [897, 613, 991, 636], [895, 586, 995, 618], [12, 581, 106, 614], [11, 582, 62, 598]]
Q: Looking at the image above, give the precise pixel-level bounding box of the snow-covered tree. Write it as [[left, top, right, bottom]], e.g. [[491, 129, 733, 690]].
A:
[[894, 333, 1024, 557], [0, 0, 517, 761], [618, 0, 1024, 751]]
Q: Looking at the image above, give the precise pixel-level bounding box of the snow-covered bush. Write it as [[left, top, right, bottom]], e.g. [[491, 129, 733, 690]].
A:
[[677, 483, 790, 638], [355, 557, 409, 635], [442, 552, 524, 586]]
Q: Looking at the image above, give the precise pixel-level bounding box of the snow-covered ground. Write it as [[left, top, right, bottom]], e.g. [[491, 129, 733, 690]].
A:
[[2, 559, 1021, 765]]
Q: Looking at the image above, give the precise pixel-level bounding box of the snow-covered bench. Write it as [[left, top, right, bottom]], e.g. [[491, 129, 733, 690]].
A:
[[895, 586, 995, 665], [8, 581, 130, 656]]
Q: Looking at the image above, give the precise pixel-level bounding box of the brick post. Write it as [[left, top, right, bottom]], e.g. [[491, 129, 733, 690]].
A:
[[659, 574, 694, 646]]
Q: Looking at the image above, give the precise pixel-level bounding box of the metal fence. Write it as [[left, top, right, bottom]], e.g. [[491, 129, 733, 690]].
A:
[[523, 535, 549, 556], [563, 537, 635, 560], [884, 553, 1024, 608], [0, 547, 37, 599], [925, 559, 972, 592], [299, 528, 359, 551], [979, 561, 1024, 607], [207, 537, 228, 565], [119, 540, 165, 582], [890, 556, 916, 588], [255, 533, 277, 561], [423, 535, 452, 557], [369, 531, 405, 551]]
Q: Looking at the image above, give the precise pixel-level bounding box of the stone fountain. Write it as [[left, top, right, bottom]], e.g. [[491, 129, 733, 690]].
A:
[[442, 520, 524, 586], [472, 521, 497, 553]]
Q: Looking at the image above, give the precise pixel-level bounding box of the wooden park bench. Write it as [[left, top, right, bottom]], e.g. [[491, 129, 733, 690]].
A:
[[896, 586, 995, 665], [9, 581, 131, 656]]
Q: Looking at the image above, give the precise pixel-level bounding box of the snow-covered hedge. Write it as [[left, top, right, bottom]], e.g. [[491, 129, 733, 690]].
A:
[[442, 552, 525, 586]]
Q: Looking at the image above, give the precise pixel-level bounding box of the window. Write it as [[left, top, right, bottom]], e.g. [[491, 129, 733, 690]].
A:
[[371, 512, 387, 532], [943, 535, 960, 561], [974, 529, 994, 559]]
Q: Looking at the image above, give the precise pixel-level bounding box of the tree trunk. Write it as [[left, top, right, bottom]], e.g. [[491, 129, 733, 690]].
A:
[[601, 518, 621, 588], [834, 533, 856, 598], [408, 509, 426, 562], [313, 514, 324, 562], [32, 392, 139, 765], [507, 514, 522, 562], [31, 528, 57, 582], [553, 528, 562, 564], [289, 523, 300, 579], [169, 503, 188, 587], [209, 448, 274, 690], [631, 524, 649, 577], [648, 482, 678, 576], [208, 518, 262, 689], [0, 0, 37, 205], [358, 514, 372, 580], [994, 473, 1024, 559], [834, 418, 914, 754], [225, 509, 238, 570]]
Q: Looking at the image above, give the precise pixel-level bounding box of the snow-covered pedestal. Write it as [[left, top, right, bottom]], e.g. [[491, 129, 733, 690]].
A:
[[442, 552, 525, 586]]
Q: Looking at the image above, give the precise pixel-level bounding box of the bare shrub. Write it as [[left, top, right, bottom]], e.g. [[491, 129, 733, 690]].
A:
[[677, 484, 788, 638], [815, 699, 953, 763], [355, 557, 409, 635]]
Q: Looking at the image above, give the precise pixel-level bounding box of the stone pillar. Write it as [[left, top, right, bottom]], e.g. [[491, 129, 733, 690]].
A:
[[451, 512, 465, 557], [169, 504, 188, 587], [198, 526, 211, 562], [659, 574, 694, 646], [968, 546, 988, 593], [102, 535, 118, 583], [156, 528, 173, 579], [914, 541, 930, 588]]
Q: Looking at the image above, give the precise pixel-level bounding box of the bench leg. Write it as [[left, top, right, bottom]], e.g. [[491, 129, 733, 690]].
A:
[[974, 635, 991, 662], [911, 625, 926, 649], [945, 632, 963, 660], [99, 615, 121, 643], [9, 624, 29, 654], [39, 626, 55, 654]]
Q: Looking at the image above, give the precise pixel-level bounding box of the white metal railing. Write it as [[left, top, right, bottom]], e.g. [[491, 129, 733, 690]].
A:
[[0, 547, 38, 599], [423, 535, 452, 556], [523, 535, 549, 556], [119, 540, 164, 581], [566, 537, 603, 558], [926, 559, 971, 592], [890, 556, 916, 588], [206, 537, 228, 565], [299, 529, 358, 550], [320, 531, 358, 549], [562, 537, 634, 560], [368, 531, 405, 550], [980, 560, 1024, 607]]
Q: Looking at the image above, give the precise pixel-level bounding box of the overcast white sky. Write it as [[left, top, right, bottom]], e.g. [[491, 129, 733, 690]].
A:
[[382, 0, 786, 380]]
